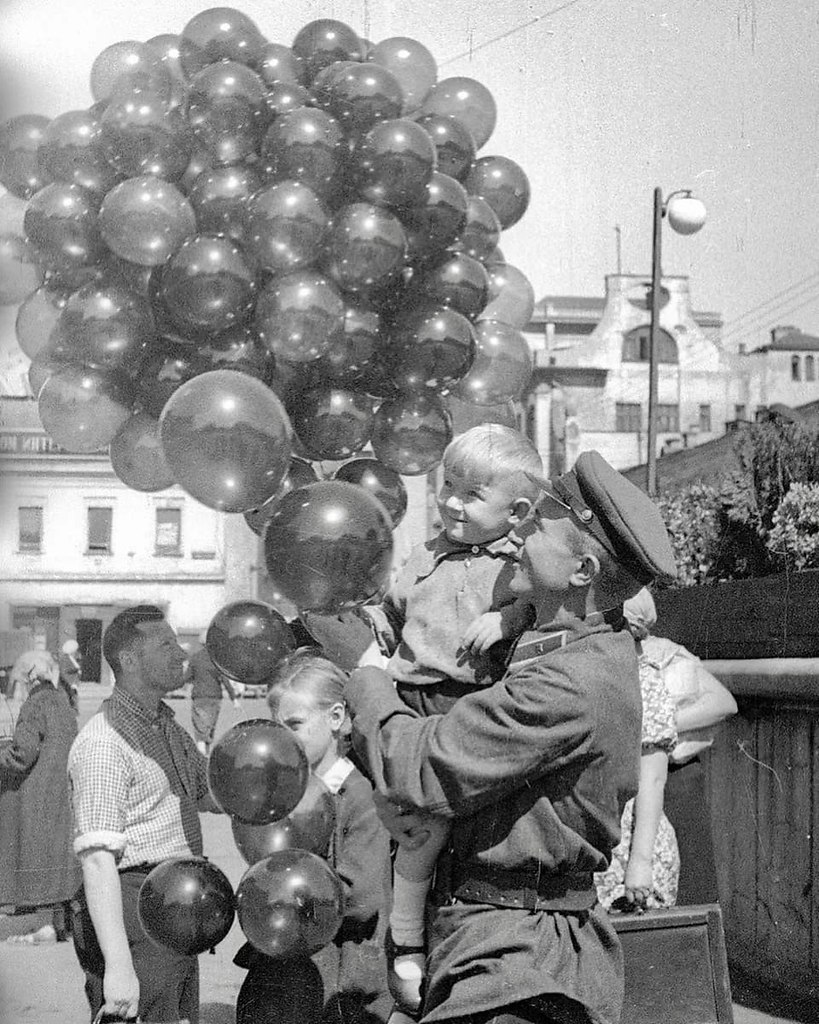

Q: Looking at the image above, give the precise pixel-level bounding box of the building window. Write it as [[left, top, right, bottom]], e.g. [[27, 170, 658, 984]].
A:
[[791, 355, 801, 381], [155, 508, 182, 556], [699, 404, 712, 432], [87, 507, 113, 554], [615, 402, 642, 432], [657, 404, 680, 433], [622, 326, 678, 364], [18, 506, 43, 552], [806, 356, 815, 381], [734, 404, 746, 421]]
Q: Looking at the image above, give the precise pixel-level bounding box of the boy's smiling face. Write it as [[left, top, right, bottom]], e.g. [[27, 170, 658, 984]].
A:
[[437, 469, 524, 546]]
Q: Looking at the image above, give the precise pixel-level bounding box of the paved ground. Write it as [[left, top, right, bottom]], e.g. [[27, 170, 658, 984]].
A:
[[0, 685, 811, 1024]]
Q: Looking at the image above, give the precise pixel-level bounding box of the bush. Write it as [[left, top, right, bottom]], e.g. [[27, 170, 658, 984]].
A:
[[656, 484, 723, 587], [765, 482, 819, 571]]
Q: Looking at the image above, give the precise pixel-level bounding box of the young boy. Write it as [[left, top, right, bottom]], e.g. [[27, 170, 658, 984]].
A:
[[357, 423, 543, 1015]]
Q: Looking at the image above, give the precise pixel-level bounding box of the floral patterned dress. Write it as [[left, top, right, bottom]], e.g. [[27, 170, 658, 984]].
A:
[[595, 649, 680, 910]]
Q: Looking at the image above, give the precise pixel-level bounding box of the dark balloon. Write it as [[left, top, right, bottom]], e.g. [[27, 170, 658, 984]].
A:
[[89, 40, 173, 105], [255, 269, 345, 363], [306, 301, 383, 390], [0, 234, 44, 304], [159, 369, 293, 512], [293, 387, 374, 460], [369, 37, 437, 113], [99, 174, 197, 266], [261, 106, 344, 200], [186, 60, 268, 166], [464, 155, 531, 230], [232, 773, 336, 863], [258, 42, 301, 86], [414, 113, 475, 182], [144, 34, 190, 108], [206, 600, 296, 685], [243, 457, 320, 536], [138, 857, 235, 955], [133, 338, 207, 418], [208, 719, 309, 824], [478, 262, 535, 329], [59, 281, 154, 372], [39, 109, 121, 197], [109, 410, 176, 491], [38, 365, 134, 453], [15, 284, 69, 360], [263, 480, 394, 613], [323, 202, 407, 293], [446, 393, 518, 435], [291, 19, 364, 84], [0, 115, 52, 199], [453, 319, 534, 405], [243, 180, 329, 273], [370, 390, 453, 475], [354, 118, 436, 208], [405, 251, 489, 320], [23, 182, 103, 277], [199, 325, 272, 380], [385, 306, 474, 394], [158, 234, 259, 337], [320, 62, 404, 136], [402, 171, 468, 263], [100, 93, 193, 180], [263, 81, 312, 121], [333, 457, 408, 527], [451, 194, 502, 262], [187, 163, 263, 243], [179, 7, 265, 77], [420, 76, 496, 149], [236, 849, 345, 958]]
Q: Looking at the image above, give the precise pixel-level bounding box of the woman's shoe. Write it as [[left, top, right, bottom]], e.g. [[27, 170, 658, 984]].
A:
[[385, 928, 425, 1018]]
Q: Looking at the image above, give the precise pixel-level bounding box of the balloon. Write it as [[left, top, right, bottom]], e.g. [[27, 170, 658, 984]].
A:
[[354, 118, 436, 208], [370, 390, 453, 475], [0, 189, 27, 236], [255, 269, 345, 363], [39, 109, 121, 197], [0, 234, 44, 304], [454, 320, 534, 405], [446, 393, 519, 435], [0, 115, 52, 198], [478, 262, 535, 329], [178, 147, 213, 193], [420, 76, 497, 149], [109, 410, 176, 491], [179, 7, 266, 77], [291, 19, 364, 84], [263, 80, 312, 121], [187, 163, 263, 244], [237, 849, 344, 958], [186, 60, 268, 166], [385, 306, 475, 393], [232, 773, 336, 863], [464, 155, 531, 230], [15, 284, 69, 360], [333, 458, 408, 528], [100, 93, 193, 180], [369, 37, 437, 113], [28, 347, 70, 400], [305, 301, 383, 390], [414, 112, 475, 182], [320, 62, 404, 136], [137, 857, 235, 955], [261, 105, 344, 200], [89, 40, 174, 105], [22, 181, 101, 276], [99, 175, 197, 266], [134, 337, 207, 417], [292, 387, 374, 460], [206, 600, 296, 684], [323, 202, 407, 293], [405, 251, 489, 320], [59, 281, 154, 372], [144, 34, 189, 108], [258, 42, 301, 87], [263, 480, 394, 613], [159, 369, 293, 513], [198, 325, 272, 380], [38, 365, 134, 453], [451, 195, 502, 262], [208, 719, 309, 824], [243, 181, 329, 274], [157, 234, 259, 337], [243, 457, 320, 536], [402, 171, 468, 263]]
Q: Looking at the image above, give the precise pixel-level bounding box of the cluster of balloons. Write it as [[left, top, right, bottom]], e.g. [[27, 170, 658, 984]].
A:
[[2, 8, 536, 613]]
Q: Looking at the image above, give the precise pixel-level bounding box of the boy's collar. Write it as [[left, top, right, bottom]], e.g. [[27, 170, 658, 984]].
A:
[[433, 531, 520, 562]]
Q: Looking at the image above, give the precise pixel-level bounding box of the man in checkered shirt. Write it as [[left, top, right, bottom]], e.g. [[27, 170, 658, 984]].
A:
[[68, 605, 221, 1024]]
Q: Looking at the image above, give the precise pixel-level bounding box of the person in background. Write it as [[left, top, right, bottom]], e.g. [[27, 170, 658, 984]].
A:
[[185, 634, 245, 756], [68, 605, 220, 1024], [59, 638, 82, 713], [0, 649, 82, 943], [621, 588, 738, 905], [234, 652, 392, 1024]]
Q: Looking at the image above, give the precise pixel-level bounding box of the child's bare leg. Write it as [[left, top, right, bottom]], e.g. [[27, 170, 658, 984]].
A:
[[389, 818, 450, 1016]]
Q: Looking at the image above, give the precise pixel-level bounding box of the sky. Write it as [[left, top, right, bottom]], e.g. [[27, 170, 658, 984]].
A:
[[0, 0, 817, 353]]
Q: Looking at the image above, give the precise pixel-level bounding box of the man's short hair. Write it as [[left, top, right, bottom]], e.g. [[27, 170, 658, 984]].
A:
[[103, 605, 166, 675], [443, 424, 543, 500]]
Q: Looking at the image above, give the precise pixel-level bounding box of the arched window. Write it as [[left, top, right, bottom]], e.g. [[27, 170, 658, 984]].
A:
[[792, 356, 801, 381], [806, 355, 815, 381], [622, 326, 678, 364]]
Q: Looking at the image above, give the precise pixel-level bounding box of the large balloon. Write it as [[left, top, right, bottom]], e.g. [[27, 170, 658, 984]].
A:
[[464, 155, 531, 230], [414, 112, 475, 182], [243, 181, 329, 273], [261, 105, 344, 200], [292, 387, 374, 460], [59, 281, 154, 372], [291, 19, 364, 85], [39, 109, 121, 197], [323, 203, 407, 293], [255, 269, 345, 363], [90, 40, 174, 105], [354, 118, 437, 208], [99, 175, 197, 266], [243, 457, 320, 536], [479, 262, 535, 329], [385, 306, 475, 394], [258, 42, 301, 87], [144, 34, 189, 108], [232, 773, 336, 863], [206, 600, 296, 685], [236, 849, 344, 958], [109, 411, 176, 491], [0, 115, 52, 198], [208, 719, 309, 824], [370, 390, 453, 475], [38, 365, 134, 453], [402, 171, 468, 263], [333, 458, 408, 528], [454, 320, 534, 406], [15, 284, 69, 360], [451, 195, 502, 262], [179, 7, 266, 77], [263, 480, 394, 613], [23, 182, 103, 278], [305, 301, 384, 392], [137, 857, 235, 955], [159, 370, 293, 513], [100, 93, 193, 180], [420, 76, 497, 149], [198, 325, 272, 381], [368, 37, 437, 113], [0, 234, 44, 304], [405, 251, 489, 320], [133, 338, 207, 418], [186, 60, 267, 166], [187, 163, 263, 243], [319, 62, 404, 136]]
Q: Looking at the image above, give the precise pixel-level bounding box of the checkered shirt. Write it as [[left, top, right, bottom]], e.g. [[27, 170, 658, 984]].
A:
[[68, 686, 210, 868]]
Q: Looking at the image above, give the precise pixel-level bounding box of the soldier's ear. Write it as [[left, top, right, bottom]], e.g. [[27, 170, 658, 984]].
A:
[[569, 553, 600, 589]]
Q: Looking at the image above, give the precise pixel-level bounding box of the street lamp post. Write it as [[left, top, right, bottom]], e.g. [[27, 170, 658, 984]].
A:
[[646, 187, 707, 496]]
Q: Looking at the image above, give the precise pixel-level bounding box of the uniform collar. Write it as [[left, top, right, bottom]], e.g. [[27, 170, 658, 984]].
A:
[[506, 608, 625, 670]]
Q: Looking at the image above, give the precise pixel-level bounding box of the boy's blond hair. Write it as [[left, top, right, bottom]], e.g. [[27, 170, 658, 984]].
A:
[[443, 424, 543, 501]]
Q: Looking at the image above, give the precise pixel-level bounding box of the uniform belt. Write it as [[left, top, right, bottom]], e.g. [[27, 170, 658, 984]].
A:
[[433, 856, 597, 912], [119, 862, 160, 875]]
